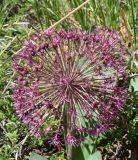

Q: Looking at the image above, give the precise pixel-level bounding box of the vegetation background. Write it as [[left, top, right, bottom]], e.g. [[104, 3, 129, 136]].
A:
[[0, 0, 137, 159]]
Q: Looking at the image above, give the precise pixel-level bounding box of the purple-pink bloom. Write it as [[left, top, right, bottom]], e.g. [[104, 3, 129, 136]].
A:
[[13, 28, 128, 146], [67, 133, 78, 146]]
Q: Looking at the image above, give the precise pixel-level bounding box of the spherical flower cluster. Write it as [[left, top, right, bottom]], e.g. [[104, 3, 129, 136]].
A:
[[13, 28, 128, 146]]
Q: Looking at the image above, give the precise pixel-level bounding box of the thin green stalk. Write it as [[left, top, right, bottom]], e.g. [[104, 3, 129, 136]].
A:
[[34, 0, 44, 31], [130, 0, 136, 46], [98, 0, 106, 26]]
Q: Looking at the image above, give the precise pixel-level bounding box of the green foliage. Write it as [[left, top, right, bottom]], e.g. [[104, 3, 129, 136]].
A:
[[73, 147, 102, 160], [72, 140, 94, 160], [88, 151, 102, 160], [29, 152, 47, 160], [0, 96, 22, 159], [130, 77, 138, 92]]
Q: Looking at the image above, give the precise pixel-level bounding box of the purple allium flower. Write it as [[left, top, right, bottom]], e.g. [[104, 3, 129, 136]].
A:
[[13, 28, 128, 146]]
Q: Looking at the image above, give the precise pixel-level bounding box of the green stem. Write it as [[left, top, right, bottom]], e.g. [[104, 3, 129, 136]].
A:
[[34, 0, 44, 31], [67, 144, 73, 160], [130, 0, 136, 46]]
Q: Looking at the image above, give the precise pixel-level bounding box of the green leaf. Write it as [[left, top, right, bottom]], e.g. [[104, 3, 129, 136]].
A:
[[72, 145, 102, 160], [87, 151, 102, 160], [0, 155, 6, 160], [72, 137, 95, 160], [29, 152, 47, 160], [27, 0, 35, 4], [129, 77, 138, 92]]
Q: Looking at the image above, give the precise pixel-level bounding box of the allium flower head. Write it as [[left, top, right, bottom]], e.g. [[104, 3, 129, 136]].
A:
[[13, 28, 128, 146]]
